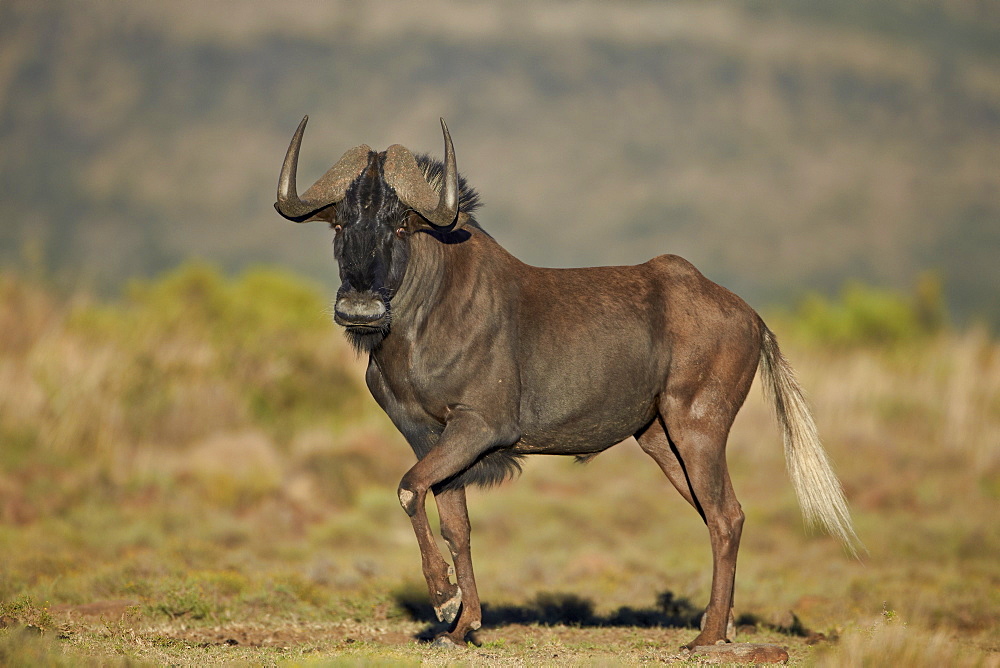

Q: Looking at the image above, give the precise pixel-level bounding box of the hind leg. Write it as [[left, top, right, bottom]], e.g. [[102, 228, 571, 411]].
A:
[[636, 406, 744, 648], [635, 417, 697, 509]]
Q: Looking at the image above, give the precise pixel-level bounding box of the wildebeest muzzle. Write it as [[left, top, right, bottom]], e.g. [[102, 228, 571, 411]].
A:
[[334, 290, 389, 329]]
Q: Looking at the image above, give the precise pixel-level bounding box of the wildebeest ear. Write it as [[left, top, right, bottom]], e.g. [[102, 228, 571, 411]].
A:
[[406, 210, 470, 233], [303, 205, 338, 224]]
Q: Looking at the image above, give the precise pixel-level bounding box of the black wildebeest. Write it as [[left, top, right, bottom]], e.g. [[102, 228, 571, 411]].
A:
[[273, 117, 859, 649]]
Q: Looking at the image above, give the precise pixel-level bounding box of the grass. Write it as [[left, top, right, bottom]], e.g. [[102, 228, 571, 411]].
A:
[[0, 264, 998, 665]]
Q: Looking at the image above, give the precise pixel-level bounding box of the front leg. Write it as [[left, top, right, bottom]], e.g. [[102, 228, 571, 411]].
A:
[[397, 409, 515, 645], [402, 493, 460, 627], [433, 486, 481, 646], [365, 361, 461, 624]]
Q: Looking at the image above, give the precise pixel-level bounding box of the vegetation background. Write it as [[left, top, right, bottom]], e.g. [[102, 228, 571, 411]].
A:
[[1, 0, 997, 665], [2, 0, 1000, 326]]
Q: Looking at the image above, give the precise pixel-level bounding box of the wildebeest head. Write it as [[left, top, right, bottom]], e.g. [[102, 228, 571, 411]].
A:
[[274, 117, 472, 352]]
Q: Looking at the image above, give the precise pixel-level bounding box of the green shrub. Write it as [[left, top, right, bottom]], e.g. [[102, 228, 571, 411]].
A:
[[0, 596, 54, 631], [53, 262, 366, 449], [153, 582, 214, 620], [780, 273, 948, 347]]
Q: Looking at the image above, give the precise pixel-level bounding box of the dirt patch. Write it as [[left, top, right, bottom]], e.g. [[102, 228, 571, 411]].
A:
[[161, 620, 420, 648], [154, 616, 793, 656], [50, 600, 142, 619]]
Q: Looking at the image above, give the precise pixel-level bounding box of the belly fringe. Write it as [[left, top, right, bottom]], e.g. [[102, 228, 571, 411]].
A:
[[434, 447, 525, 492]]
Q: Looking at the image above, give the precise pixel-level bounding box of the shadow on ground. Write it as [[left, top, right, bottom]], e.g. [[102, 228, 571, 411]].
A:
[[393, 585, 829, 644], [393, 587, 704, 641]]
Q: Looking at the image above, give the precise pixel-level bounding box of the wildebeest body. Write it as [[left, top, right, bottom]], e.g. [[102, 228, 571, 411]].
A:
[[273, 117, 858, 649], [368, 229, 762, 479]]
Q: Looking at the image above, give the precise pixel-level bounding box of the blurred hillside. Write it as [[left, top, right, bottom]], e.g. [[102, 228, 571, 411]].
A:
[[1, 0, 998, 324]]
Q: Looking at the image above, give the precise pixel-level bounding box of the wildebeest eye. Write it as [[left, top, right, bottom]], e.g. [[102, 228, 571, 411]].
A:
[[333, 224, 343, 233], [395, 227, 406, 239]]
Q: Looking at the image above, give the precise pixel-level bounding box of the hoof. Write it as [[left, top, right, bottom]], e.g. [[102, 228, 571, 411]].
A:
[[433, 586, 462, 624], [682, 635, 729, 651], [431, 635, 460, 649]]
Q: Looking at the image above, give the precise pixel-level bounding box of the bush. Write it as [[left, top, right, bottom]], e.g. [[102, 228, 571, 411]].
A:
[[1, 263, 368, 460], [780, 273, 948, 347]]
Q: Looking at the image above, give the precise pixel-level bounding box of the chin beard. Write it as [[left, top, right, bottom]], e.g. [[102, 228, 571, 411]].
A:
[[344, 325, 389, 354]]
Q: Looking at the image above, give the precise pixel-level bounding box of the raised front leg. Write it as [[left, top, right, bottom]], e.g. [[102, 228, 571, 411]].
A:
[[396, 410, 514, 645]]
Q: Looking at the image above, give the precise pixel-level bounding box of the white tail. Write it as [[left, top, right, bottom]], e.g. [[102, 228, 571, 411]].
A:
[[759, 328, 863, 556]]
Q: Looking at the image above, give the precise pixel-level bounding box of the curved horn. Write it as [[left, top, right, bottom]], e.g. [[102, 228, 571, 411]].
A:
[[274, 115, 371, 221], [383, 118, 461, 229], [435, 118, 460, 225]]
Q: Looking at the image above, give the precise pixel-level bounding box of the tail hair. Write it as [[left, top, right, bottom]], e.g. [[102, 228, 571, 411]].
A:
[[759, 327, 863, 556]]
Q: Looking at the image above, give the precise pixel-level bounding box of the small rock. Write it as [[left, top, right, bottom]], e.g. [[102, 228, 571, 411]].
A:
[[691, 643, 789, 665]]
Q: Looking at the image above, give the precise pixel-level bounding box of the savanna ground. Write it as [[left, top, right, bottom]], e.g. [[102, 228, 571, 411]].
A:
[[0, 265, 997, 666]]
